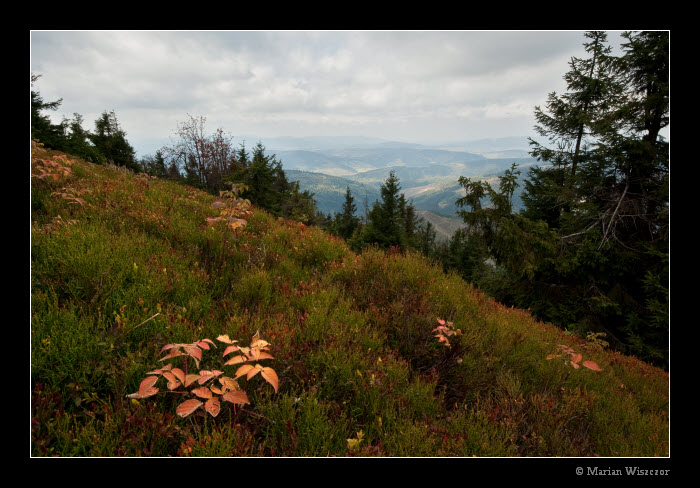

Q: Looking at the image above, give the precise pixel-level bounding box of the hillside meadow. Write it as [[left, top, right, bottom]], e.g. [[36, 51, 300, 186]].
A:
[[30, 145, 669, 458]]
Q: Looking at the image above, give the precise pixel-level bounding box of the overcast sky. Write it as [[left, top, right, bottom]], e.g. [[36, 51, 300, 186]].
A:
[[30, 30, 629, 157]]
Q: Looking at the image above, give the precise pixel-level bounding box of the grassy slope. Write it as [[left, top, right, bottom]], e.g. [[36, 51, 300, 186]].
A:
[[30, 147, 669, 457]]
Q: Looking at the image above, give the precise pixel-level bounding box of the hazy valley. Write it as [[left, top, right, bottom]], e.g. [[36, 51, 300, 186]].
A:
[[263, 136, 539, 240]]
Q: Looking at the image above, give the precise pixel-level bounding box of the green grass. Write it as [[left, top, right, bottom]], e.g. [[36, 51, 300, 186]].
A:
[[30, 147, 670, 457]]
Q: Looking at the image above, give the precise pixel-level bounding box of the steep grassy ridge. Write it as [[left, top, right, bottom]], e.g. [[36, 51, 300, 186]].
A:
[[30, 146, 669, 457]]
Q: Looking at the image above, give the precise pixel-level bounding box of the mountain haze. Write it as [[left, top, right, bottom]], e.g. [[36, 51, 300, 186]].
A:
[[274, 137, 538, 241]]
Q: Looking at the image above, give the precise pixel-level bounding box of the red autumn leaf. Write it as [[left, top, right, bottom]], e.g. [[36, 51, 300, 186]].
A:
[[184, 374, 201, 387], [204, 397, 221, 417], [250, 338, 270, 349], [247, 364, 263, 380], [224, 355, 249, 366], [197, 370, 222, 384], [222, 390, 249, 405], [219, 376, 240, 392], [260, 367, 279, 393], [570, 353, 583, 364], [184, 346, 202, 361], [437, 318, 446, 325], [197, 370, 214, 381], [171, 368, 186, 385], [197, 340, 211, 350], [249, 348, 274, 361], [162, 371, 176, 382], [234, 364, 256, 379], [435, 335, 450, 346], [234, 364, 260, 379], [582, 360, 603, 371], [191, 387, 213, 399], [176, 399, 203, 417], [162, 372, 180, 390], [159, 350, 184, 361], [222, 345, 240, 357], [138, 376, 159, 398], [216, 335, 236, 344], [140, 387, 159, 399]]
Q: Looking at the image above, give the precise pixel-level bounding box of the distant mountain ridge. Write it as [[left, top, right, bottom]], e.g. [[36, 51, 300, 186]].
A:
[[272, 136, 538, 240]]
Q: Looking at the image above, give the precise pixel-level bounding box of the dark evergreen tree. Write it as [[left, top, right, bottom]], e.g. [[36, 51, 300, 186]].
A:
[[454, 31, 669, 366], [141, 150, 168, 178], [399, 194, 422, 249], [31, 74, 68, 150], [416, 220, 437, 258], [438, 227, 489, 284], [335, 187, 360, 240], [63, 113, 103, 163], [355, 170, 407, 250], [89, 110, 139, 171], [243, 142, 279, 211], [236, 141, 250, 167]]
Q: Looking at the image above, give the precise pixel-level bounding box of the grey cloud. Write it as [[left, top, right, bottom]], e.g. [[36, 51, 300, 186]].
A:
[[30, 30, 606, 150]]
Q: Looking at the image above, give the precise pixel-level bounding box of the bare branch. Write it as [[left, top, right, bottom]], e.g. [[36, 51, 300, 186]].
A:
[[599, 179, 629, 249]]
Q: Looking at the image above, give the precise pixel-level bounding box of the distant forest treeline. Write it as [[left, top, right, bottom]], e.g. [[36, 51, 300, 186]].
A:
[[30, 31, 668, 367]]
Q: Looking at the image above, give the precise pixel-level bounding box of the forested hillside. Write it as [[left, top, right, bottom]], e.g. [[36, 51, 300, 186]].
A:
[[30, 30, 669, 458], [31, 142, 668, 457]]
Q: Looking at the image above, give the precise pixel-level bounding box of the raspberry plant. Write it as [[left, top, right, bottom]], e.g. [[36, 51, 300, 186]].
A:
[[31, 152, 75, 182], [546, 344, 603, 371], [206, 182, 252, 231], [127, 331, 278, 418], [433, 318, 462, 348]]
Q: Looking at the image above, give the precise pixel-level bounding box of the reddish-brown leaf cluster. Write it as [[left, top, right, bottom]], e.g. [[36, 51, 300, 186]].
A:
[[126, 332, 278, 419], [546, 344, 603, 371], [32, 154, 74, 182], [206, 183, 253, 231], [433, 318, 462, 348]]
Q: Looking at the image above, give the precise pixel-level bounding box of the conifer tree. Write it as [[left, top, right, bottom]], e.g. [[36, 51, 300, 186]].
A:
[[358, 170, 407, 249], [335, 187, 360, 240], [89, 110, 139, 171], [244, 142, 279, 211], [416, 220, 437, 258], [455, 31, 669, 366], [141, 150, 168, 178], [62, 112, 103, 163], [31, 74, 68, 150]]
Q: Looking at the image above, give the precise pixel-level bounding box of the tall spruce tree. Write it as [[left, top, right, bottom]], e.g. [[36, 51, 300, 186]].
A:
[[454, 31, 669, 367], [335, 186, 360, 240], [358, 170, 407, 249], [89, 110, 139, 171], [63, 113, 103, 163], [243, 142, 279, 212], [31, 74, 68, 150]]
